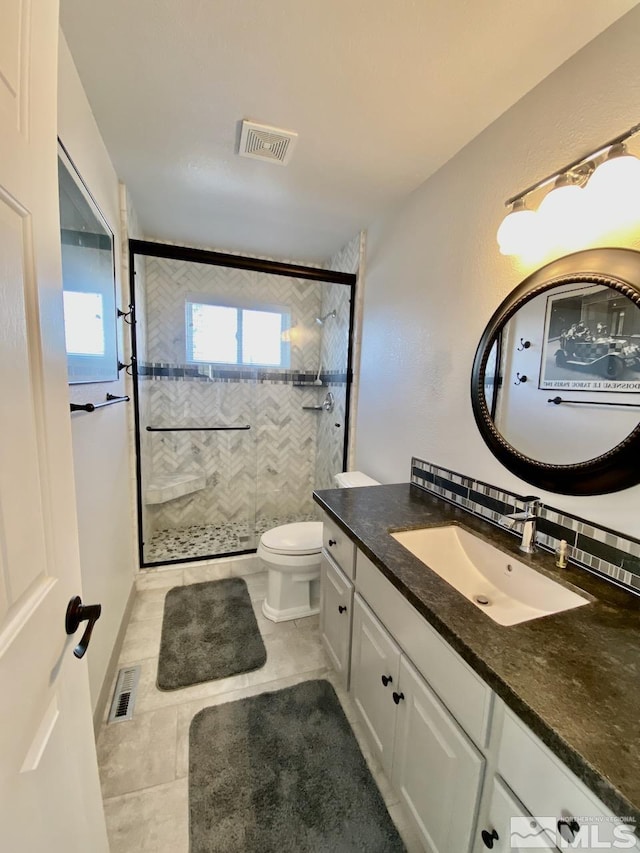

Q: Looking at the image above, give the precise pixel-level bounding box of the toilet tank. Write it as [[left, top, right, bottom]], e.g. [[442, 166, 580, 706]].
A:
[[334, 471, 380, 488]]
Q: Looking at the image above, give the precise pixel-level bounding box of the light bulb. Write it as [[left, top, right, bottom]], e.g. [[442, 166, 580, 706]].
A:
[[496, 201, 537, 255], [537, 179, 588, 252], [585, 145, 640, 235]]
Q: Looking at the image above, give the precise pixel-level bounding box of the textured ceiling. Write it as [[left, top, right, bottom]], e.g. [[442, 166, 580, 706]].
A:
[[60, 0, 639, 262]]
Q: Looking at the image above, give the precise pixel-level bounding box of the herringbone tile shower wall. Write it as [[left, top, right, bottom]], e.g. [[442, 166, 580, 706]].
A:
[[143, 381, 321, 530], [314, 235, 360, 490]]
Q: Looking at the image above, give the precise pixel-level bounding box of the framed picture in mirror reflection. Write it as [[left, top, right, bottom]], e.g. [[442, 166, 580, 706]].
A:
[[539, 284, 640, 392]]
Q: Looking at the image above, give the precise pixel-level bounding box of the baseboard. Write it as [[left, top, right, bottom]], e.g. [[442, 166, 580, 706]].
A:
[[93, 581, 137, 733]]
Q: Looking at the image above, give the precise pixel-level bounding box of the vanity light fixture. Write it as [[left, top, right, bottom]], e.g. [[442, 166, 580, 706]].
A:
[[497, 121, 640, 257]]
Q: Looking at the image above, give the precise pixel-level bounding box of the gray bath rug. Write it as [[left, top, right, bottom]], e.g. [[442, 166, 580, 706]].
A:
[[157, 578, 266, 690], [189, 679, 406, 852]]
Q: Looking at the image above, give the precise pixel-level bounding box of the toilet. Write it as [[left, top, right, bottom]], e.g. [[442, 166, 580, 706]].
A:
[[258, 471, 380, 622]]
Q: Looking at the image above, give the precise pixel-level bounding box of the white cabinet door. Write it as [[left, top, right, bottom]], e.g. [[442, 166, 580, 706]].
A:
[[351, 594, 401, 776], [320, 551, 353, 688], [473, 776, 557, 852], [392, 656, 485, 853]]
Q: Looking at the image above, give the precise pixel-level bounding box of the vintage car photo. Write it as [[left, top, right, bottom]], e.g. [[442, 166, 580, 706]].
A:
[[540, 284, 640, 391]]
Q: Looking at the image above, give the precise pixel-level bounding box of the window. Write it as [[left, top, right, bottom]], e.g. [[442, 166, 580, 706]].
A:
[[186, 300, 291, 367], [63, 291, 106, 356]]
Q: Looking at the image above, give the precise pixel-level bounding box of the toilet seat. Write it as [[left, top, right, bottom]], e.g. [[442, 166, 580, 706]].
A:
[[260, 521, 322, 556]]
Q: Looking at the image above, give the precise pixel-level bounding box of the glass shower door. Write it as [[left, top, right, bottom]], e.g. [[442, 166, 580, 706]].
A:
[[133, 250, 265, 565], [131, 244, 355, 568]]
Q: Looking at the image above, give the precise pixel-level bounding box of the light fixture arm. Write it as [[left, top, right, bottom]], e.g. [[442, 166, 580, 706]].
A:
[[504, 120, 640, 207]]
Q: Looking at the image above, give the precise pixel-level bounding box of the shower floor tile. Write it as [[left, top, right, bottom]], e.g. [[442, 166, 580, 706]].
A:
[[144, 512, 317, 564]]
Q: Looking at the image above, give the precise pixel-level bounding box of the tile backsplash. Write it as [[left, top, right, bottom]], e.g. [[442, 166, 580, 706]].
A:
[[411, 457, 640, 594]]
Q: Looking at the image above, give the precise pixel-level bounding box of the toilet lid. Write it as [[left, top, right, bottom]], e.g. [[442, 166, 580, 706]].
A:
[[260, 521, 323, 555]]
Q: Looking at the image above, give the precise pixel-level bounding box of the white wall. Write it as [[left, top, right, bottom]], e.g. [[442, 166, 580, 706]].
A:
[[356, 7, 640, 539], [59, 33, 136, 716]]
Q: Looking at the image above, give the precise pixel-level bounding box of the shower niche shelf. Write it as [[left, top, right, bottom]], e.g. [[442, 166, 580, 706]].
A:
[[145, 472, 207, 505]]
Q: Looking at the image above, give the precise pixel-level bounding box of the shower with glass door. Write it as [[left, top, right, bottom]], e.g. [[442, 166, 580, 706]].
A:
[[130, 241, 355, 567]]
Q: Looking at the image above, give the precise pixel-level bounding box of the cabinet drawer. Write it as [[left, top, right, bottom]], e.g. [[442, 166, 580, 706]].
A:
[[319, 552, 353, 689], [498, 708, 637, 851], [356, 549, 493, 748], [321, 511, 356, 579]]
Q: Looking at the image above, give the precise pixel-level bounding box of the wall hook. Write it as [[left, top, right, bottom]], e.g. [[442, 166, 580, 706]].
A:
[[514, 373, 528, 385], [118, 360, 133, 375], [117, 304, 134, 325], [517, 338, 531, 351]]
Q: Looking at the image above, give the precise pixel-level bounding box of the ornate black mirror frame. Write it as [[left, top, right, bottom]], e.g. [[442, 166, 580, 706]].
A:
[[471, 247, 640, 495]]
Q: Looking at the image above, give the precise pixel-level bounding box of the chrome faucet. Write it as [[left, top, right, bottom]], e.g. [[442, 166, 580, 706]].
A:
[[499, 498, 541, 554]]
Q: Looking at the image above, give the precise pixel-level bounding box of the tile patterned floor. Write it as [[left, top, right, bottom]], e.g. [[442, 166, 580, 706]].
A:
[[144, 512, 318, 563], [98, 560, 423, 852]]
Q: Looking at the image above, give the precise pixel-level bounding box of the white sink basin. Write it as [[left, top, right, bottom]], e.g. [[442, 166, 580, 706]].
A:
[[391, 525, 589, 626]]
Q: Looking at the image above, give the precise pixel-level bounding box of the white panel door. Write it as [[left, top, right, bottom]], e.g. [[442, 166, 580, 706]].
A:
[[0, 1, 109, 850], [350, 593, 401, 776], [392, 655, 484, 853], [319, 551, 353, 688]]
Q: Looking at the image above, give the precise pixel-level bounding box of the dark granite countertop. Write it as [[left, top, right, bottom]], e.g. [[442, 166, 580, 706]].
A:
[[313, 483, 640, 826]]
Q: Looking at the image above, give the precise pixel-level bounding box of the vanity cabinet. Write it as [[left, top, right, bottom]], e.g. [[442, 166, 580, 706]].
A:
[[318, 513, 640, 853], [319, 551, 353, 689], [351, 593, 485, 852]]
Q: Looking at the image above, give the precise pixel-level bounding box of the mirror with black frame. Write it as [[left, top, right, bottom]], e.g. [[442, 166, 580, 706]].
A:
[[471, 248, 640, 495], [58, 142, 118, 384]]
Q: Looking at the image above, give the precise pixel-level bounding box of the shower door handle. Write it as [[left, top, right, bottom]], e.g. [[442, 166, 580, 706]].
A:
[[146, 425, 251, 432], [65, 596, 102, 659]]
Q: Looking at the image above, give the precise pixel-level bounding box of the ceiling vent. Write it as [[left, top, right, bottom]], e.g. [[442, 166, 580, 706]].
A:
[[239, 120, 298, 166]]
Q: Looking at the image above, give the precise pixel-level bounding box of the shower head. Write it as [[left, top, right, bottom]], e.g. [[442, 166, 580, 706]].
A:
[[315, 310, 336, 326]]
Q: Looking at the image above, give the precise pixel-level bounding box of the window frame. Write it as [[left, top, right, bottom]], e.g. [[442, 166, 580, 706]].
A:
[[185, 295, 291, 368]]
